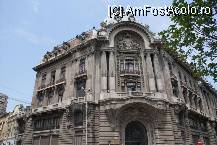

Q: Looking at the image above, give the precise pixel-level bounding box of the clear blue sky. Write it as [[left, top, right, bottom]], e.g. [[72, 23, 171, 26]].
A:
[[0, 0, 216, 112]]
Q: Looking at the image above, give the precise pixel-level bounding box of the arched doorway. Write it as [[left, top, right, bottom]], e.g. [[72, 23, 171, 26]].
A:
[[125, 121, 148, 145]]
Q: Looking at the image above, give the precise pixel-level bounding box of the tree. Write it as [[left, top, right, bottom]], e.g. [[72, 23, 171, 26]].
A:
[[159, 0, 217, 82]]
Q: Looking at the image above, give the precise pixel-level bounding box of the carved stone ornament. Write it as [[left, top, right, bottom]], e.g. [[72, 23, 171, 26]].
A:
[[118, 35, 140, 50], [115, 31, 143, 50], [76, 32, 88, 41], [128, 14, 135, 22]]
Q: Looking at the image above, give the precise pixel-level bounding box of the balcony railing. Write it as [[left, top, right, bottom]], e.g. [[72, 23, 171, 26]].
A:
[[117, 91, 143, 97], [120, 70, 140, 76], [38, 84, 46, 90], [56, 77, 66, 84], [74, 70, 87, 79], [47, 81, 55, 87]]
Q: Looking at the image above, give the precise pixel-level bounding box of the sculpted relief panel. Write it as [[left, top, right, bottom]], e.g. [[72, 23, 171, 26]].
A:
[[114, 30, 144, 50]]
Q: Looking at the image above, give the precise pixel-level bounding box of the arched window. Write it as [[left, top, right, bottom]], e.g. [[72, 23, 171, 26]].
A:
[[125, 121, 148, 145]]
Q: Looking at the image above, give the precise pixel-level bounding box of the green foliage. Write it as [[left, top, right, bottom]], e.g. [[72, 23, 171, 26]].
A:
[[160, 0, 217, 82]]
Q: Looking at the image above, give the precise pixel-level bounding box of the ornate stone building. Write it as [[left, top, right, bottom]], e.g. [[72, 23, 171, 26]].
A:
[[28, 17, 217, 145]]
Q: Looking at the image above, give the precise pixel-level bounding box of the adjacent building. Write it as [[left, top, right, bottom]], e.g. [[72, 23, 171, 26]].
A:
[[26, 16, 217, 145], [0, 93, 8, 117], [0, 113, 9, 145], [0, 105, 30, 145]]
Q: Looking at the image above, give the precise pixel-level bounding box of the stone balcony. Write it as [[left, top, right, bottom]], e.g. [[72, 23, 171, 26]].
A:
[[37, 78, 66, 91], [32, 102, 67, 115], [56, 77, 66, 84], [120, 70, 140, 77], [74, 70, 87, 79]]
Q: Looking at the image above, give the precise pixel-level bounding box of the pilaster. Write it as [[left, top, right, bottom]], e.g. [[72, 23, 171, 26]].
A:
[[109, 51, 115, 92], [153, 53, 164, 92], [146, 53, 156, 92], [101, 51, 107, 92]]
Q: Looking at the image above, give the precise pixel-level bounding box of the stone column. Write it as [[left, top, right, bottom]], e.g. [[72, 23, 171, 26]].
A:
[[86, 54, 94, 101], [76, 59, 80, 74], [141, 52, 148, 93], [146, 53, 156, 92], [162, 53, 173, 100], [153, 53, 164, 92], [109, 51, 115, 92], [101, 51, 107, 92]]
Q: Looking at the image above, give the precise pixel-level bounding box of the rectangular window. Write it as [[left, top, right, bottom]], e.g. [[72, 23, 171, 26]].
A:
[[33, 116, 60, 131], [135, 61, 139, 71], [51, 70, 56, 84], [125, 59, 134, 72], [137, 82, 141, 92], [74, 110, 83, 127], [79, 58, 85, 73], [126, 82, 136, 92], [76, 79, 86, 98], [120, 60, 124, 71], [60, 66, 66, 80], [41, 73, 47, 86]]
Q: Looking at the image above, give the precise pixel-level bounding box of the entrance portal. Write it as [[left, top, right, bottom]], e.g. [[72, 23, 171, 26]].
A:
[[125, 121, 148, 145]]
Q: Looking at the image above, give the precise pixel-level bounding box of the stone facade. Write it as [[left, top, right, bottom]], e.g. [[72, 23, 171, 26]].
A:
[[0, 105, 30, 145], [0, 93, 8, 117], [29, 17, 217, 145]]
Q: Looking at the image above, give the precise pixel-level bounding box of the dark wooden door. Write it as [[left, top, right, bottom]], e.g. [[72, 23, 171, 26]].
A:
[[125, 121, 148, 145]]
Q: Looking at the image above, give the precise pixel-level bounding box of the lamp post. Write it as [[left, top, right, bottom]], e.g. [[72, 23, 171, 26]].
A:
[[82, 87, 89, 145], [85, 92, 88, 145]]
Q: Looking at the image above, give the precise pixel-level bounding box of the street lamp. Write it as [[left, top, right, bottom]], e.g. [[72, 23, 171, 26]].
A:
[[81, 87, 90, 145]]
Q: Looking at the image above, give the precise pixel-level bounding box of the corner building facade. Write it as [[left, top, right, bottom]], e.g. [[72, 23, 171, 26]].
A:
[[27, 19, 217, 145]]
